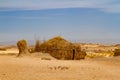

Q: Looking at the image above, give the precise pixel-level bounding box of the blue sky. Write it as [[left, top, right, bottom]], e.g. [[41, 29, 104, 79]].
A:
[[0, 0, 120, 44]]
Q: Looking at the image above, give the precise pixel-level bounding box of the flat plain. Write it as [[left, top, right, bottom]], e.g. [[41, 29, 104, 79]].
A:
[[0, 45, 120, 80]]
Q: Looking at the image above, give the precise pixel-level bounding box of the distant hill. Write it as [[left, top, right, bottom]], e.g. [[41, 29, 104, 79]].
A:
[[0, 40, 35, 46], [114, 44, 120, 47]]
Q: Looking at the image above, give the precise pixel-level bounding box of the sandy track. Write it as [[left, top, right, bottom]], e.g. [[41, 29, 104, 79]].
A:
[[0, 56, 120, 80]]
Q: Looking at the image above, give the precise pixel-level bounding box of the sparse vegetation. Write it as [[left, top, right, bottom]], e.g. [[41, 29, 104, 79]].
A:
[[15, 36, 86, 59], [28, 47, 35, 53], [34, 39, 41, 52], [86, 51, 114, 58], [1, 36, 117, 59], [0, 48, 7, 51], [41, 57, 51, 60], [114, 49, 120, 56]]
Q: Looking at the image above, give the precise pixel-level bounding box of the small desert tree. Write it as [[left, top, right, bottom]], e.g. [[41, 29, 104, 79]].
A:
[[17, 40, 28, 56]]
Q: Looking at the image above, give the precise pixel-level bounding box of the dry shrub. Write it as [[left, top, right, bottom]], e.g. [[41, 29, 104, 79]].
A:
[[39, 36, 86, 60], [0, 48, 6, 51], [114, 49, 120, 56], [17, 40, 29, 56], [34, 39, 41, 52], [41, 57, 51, 60], [28, 47, 35, 53]]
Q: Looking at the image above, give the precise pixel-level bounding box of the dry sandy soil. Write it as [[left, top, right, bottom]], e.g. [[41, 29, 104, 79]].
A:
[[0, 54, 120, 80]]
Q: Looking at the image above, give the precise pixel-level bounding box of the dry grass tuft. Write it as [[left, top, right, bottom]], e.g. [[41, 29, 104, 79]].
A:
[[17, 40, 29, 57], [34, 39, 41, 52]]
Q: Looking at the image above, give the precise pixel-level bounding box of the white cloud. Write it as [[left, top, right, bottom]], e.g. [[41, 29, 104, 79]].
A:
[[0, 0, 120, 13]]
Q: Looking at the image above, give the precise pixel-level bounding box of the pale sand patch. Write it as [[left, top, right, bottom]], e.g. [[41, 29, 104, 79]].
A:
[[0, 55, 120, 80], [0, 48, 18, 55]]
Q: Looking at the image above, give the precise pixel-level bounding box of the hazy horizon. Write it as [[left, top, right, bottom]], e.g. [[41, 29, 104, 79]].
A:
[[0, 0, 120, 44]]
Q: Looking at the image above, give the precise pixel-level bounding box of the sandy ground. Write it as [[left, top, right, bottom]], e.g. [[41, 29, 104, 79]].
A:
[[0, 54, 120, 80], [0, 48, 18, 55]]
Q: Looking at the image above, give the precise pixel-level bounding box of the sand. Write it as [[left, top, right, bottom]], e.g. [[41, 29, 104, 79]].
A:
[[0, 48, 18, 55], [0, 55, 120, 80]]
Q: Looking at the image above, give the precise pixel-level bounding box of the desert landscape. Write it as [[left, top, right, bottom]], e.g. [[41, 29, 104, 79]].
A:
[[0, 0, 120, 80], [0, 36, 120, 80]]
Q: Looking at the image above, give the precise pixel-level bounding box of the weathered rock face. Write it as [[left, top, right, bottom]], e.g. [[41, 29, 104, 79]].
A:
[[40, 36, 86, 60], [17, 40, 29, 56]]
